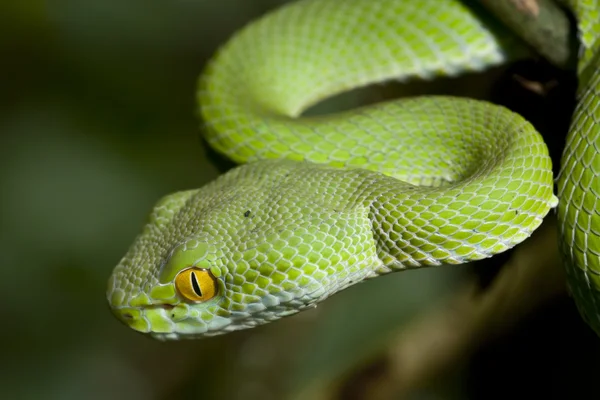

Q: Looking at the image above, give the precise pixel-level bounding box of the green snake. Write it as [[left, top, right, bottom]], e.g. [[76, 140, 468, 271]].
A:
[[107, 0, 600, 340]]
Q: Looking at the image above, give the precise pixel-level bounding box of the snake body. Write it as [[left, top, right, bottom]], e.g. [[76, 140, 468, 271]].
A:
[[557, 1, 600, 335], [107, 0, 600, 340]]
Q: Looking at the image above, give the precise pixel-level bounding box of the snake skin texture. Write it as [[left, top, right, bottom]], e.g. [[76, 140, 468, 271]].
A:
[[557, 0, 600, 336], [108, 0, 600, 341]]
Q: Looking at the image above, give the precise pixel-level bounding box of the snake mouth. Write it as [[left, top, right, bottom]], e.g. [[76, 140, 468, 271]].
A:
[[112, 302, 232, 339], [150, 333, 180, 341], [112, 304, 180, 335]]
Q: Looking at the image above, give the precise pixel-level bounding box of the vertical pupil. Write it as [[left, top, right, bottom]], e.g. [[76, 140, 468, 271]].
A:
[[190, 271, 203, 297]]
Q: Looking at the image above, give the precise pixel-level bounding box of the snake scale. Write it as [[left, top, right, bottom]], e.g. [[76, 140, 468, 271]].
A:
[[107, 0, 600, 341]]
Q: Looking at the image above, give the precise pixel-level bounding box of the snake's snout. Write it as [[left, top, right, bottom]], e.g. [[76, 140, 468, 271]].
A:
[[111, 304, 182, 338], [111, 306, 152, 333]]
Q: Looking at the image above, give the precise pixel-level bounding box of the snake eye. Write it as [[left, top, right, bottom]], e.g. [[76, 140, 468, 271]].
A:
[[175, 267, 218, 302]]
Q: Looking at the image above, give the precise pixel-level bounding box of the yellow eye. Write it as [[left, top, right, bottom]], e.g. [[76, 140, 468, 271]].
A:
[[174, 267, 218, 302]]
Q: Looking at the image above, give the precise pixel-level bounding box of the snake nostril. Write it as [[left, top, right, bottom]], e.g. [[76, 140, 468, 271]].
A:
[[122, 312, 134, 320]]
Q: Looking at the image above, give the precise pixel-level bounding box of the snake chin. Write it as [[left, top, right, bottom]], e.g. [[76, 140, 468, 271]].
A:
[[111, 285, 328, 339]]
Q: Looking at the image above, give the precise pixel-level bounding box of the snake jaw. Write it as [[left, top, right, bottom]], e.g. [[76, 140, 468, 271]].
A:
[[111, 304, 174, 335], [110, 299, 231, 339], [110, 259, 352, 339]]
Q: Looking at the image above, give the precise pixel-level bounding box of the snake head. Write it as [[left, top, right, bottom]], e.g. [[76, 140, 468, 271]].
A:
[[107, 161, 375, 340], [107, 187, 260, 340], [107, 190, 235, 340]]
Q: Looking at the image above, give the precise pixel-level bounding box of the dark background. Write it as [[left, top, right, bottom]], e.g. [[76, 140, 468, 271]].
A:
[[3, 1, 600, 399]]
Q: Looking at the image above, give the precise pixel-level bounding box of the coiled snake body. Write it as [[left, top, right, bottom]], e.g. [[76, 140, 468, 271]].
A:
[[107, 0, 600, 340]]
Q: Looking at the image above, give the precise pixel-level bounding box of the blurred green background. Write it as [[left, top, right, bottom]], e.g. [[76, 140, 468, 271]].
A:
[[3, 1, 600, 399]]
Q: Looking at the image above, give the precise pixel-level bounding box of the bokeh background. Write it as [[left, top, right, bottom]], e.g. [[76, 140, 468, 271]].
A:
[[3, 1, 600, 399]]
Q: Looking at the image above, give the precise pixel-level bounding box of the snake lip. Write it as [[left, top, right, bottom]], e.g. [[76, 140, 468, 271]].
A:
[[121, 312, 134, 320], [144, 303, 178, 317]]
